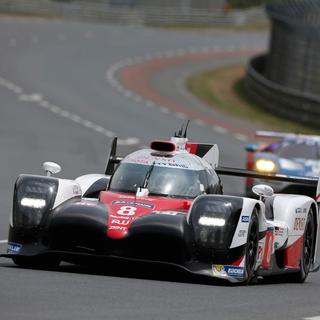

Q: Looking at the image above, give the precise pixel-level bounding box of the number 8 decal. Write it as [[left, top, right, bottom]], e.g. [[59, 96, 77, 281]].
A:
[[117, 206, 137, 216]]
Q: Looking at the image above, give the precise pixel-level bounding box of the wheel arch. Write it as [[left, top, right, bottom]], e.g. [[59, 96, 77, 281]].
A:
[[309, 202, 318, 262]]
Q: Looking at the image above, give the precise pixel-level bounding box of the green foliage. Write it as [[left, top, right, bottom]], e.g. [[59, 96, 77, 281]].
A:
[[228, 0, 274, 8]]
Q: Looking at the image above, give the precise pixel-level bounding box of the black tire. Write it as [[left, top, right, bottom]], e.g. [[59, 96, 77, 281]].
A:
[[245, 210, 259, 284], [288, 210, 315, 283], [12, 256, 60, 270]]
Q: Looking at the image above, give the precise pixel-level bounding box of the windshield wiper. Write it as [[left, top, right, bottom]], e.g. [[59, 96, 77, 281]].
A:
[[142, 161, 155, 189]]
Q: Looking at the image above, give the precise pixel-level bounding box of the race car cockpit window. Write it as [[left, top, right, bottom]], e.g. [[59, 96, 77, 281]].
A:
[[109, 163, 207, 198], [277, 141, 320, 160]]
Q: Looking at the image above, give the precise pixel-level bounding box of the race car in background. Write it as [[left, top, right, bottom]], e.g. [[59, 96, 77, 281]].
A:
[[1, 124, 320, 284], [245, 131, 320, 196]]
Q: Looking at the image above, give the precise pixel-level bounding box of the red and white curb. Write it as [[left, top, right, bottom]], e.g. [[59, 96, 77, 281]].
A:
[[0, 77, 139, 146], [106, 45, 264, 143]]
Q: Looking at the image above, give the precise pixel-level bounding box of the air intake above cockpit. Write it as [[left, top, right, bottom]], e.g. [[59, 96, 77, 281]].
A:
[[150, 141, 176, 152]]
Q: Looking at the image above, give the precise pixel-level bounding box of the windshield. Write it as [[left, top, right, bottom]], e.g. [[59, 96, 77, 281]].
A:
[[109, 163, 204, 198], [277, 141, 320, 160]]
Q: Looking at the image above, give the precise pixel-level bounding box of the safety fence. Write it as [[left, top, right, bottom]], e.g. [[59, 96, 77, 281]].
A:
[[245, 0, 320, 129], [0, 0, 267, 26]]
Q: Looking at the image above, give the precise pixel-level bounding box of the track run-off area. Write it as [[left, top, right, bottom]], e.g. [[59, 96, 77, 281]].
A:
[[0, 16, 319, 320]]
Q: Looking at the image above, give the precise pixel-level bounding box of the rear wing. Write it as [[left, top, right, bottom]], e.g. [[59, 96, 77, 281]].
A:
[[216, 166, 320, 202], [256, 130, 320, 141]]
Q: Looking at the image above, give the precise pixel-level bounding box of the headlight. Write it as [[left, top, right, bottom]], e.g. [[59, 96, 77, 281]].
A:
[[13, 175, 58, 227], [198, 216, 226, 227], [20, 198, 46, 209], [189, 197, 242, 249], [255, 159, 276, 172]]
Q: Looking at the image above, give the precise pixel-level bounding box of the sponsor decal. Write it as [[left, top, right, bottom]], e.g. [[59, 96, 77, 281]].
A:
[[110, 214, 130, 220], [73, 185, 81, 195], [294, 217, 305, 231], [238, 230, 246, 237], [7, 242, 22, 254], [224, 266, 244, 278], [212, 265, 224, 273], [109, 226, 127, 231], [112, 201, 154, 209], [212, 265, 244, 278], [241, 216, 250, 223], [275, 226, 284, 236], [111, 219, 130, 226], [295, 208, 307, 214]]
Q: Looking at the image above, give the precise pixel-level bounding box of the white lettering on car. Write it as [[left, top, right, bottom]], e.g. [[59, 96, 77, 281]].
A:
[[117, 206, 137, 216]]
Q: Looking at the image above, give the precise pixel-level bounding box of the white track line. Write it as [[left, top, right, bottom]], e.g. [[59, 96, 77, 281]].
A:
[[0, 240, 8, 244], [234, 133, 248, 142], [0, 77, 139, 146], [213, 126, 227, 134]]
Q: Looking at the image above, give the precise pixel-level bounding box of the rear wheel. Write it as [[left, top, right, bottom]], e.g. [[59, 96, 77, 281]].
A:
[[289, 210, 315, 283], [12, 256, 60, 270], [245, 211, 259, 283]]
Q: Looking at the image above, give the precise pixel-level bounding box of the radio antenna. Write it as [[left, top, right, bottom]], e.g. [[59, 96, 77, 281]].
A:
[[183, 120, 190, 138], [174, 120, 190, 138]]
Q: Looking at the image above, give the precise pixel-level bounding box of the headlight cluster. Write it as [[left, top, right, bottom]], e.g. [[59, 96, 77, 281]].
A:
[[255, 159, 276, 173], [255, 158, 304, 173], [13, 175, 58, 227], [190, 197, 242, 249]]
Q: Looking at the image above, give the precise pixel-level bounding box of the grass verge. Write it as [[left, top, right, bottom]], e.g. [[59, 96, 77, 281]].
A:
[[186, 64, 320, 134]]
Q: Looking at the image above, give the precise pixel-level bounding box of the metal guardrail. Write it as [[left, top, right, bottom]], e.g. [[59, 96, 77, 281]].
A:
[[245, 0, 320, 129], [0, 0, 267, 26], [245, 55, 320, 129]]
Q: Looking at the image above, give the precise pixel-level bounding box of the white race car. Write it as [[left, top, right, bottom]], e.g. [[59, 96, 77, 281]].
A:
[[1, 124, 320, 283]]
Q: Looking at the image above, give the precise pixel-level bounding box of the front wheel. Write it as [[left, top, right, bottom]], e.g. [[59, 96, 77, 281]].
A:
[[245, 210, 259, 284]]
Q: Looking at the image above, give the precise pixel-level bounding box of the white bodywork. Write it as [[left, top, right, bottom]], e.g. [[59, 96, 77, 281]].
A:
[[52, 174, 109, 209], [53, 179, 82, 209], [75, 174, 109, 196], [212, 193, 318, 282]]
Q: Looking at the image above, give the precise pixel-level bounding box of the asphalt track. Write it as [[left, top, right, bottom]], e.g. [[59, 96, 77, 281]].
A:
[[0, 17, 319, 320]]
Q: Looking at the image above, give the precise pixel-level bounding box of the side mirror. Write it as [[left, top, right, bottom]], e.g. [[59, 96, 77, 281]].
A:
[[252, 184, 274, 201], [42, 162, 61, 176], [245, 144, 258, 152]]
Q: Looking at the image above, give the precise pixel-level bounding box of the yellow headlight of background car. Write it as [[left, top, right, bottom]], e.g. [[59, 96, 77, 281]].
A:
[[255, 159, 277, 173]]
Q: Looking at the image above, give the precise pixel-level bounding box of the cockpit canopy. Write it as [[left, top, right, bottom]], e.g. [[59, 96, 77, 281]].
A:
[[108, 150, 222, 199]]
